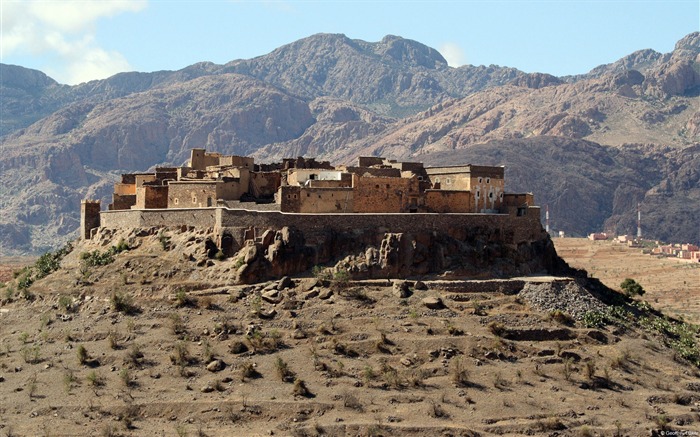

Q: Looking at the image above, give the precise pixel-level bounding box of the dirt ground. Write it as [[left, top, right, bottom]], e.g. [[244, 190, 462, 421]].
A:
[[554, 238, 700, 323], [0, 233, 699, 436]]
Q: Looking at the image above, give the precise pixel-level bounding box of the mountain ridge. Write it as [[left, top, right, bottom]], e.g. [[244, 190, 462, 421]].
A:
[[0, 32, 698, 255]]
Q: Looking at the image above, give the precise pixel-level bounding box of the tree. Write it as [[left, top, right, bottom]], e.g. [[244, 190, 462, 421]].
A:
[[620, 278, 645, 297]]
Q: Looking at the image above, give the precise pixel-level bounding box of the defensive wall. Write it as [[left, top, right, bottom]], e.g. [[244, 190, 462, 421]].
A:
[[98, 205, 544, 252]]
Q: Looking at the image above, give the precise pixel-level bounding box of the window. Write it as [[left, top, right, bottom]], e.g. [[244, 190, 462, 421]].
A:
[[174, 198, 179, 205], [307, 193, 310, 197], [446, 178, 451, 184], [500, 193, 504, 199], [192, 196, 197, 204], [435, 177, 440, 184], [486, 177, 490, 184], [489, 192, 493, 199], [476, 191, 480, 199], [478, 177, 482, 183], [287, 194, 291, 199]]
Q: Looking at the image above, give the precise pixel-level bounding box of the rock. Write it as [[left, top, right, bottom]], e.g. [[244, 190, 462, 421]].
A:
[[400, 357, 413, 367], [414, 280, 427, 291], [201, 384, 214, 393], [318, 289, 333, 300], [393, 281, 411, 298], [261, 290, 282, 304], [304, 290, 319, 300], [422, 296, 444, 310], [206, 359, 225, 372], [277, 276, 293, 290], [559, 351, 581, 362], [258, 308, 277, 319], [298, 278, 321, 292], [230, 341, 249, 354]]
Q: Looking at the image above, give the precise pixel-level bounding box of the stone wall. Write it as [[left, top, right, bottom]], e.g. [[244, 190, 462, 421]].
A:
[[101, 208, 217, 230], [424, 190, 473, 213], [352, 175, 420, 213]]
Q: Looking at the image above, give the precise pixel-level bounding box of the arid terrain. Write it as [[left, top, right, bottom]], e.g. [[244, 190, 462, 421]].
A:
[[554, 238, 700, 323], [1, 231, 699, 436]]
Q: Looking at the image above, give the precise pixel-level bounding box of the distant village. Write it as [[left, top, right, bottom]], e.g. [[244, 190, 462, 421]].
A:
[[587, 232, 700, 263]]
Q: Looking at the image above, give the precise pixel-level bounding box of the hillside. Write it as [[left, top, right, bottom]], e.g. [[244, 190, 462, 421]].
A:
[[0, 32, 698, 255], [1, 227, 700, 436]]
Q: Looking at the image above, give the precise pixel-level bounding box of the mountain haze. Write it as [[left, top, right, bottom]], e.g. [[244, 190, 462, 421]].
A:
[[0, 32, 698, 255]]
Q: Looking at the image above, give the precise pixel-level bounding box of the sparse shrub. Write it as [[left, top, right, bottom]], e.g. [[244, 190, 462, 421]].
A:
[[428, 401, 449, 419], [63, 369, 77, 394], [584, 359, 596, 380], [87, 370, 104, 387], [114, 238, 130, 253], [174, 289, 197, 308], [170, 313, 187, 336], [171, 341, 192, 368], [57, 295, 73, 313], [275, 357, 295, 382], [562, 357, 574, 382], [107, 330, 120, 350], [331, 269, 351, 292], [111, 291, 139, 315], [537, 417, 565, 431], [77, 344, 89, 365], [119, 368, 134, 387], [312, 265, 332, 281], [488, 321, 506, 337], [582, 311, 607, 329], [451, 357, 470, 387], [214, 250, 226, 261], [620, 278, 645, 297], [126, 344, 144, 367], [80, 249, 114, 267], [158, 231, 171, 251], [341, 391, 363, 411], [493, 371, 509, 389], [653, 414, 671, 431], [292, 378, 312, 397], [240, 362, 260, 381], [472, 301, 487, 316]]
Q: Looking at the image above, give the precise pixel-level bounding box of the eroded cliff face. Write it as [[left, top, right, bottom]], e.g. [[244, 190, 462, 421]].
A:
[[232, 224, 566, 284]]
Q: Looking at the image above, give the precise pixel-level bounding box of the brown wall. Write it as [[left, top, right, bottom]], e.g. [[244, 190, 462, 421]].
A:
[[109, 194, 136, 210], [134, 185, 168, 209], [114, 183, 136, 195], [81, 200, 101, 239], [168, 182, 218, 208], [352, 175, 419, 213], [425, 190, 473, 213], [295, 187, 353, 213], [249, 172, 281, 198]]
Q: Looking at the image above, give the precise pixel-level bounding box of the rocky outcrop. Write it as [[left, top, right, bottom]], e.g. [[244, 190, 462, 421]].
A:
[[231, 224, 567, 284]]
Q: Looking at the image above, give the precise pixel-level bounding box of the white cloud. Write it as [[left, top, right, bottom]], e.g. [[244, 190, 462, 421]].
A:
[[439, 42, 468, 67], [1, 0, 147, 84]]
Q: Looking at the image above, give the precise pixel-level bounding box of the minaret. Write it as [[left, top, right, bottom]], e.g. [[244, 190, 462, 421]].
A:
[[637, 202, 642, 239]]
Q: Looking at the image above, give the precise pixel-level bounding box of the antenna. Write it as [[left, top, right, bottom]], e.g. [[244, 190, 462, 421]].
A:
[[545, 204, 550, 234]]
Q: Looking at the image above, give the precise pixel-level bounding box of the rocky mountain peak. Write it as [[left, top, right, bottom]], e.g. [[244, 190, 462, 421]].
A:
[[374, 35, 448, 69]]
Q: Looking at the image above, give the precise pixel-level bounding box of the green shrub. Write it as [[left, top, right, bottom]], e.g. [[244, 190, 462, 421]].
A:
[[620, 278, 645, 297], [111, 292, 139, 315]]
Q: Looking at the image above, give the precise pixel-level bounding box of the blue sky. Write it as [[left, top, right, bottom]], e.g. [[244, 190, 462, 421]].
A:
[[1, 0, 697, 85]]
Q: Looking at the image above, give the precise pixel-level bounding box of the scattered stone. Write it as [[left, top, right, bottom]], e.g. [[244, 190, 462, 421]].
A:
[[201, 384, 214, 393], [277, 276, 293, 290], [319, 289, 333, 300], [414, 281, 428, 291], [585, 330, 608, 344], [537, 349, 555, 357], [257, 308, 277, 319], [292, 329, 307, 340], [422, 296, 444, 310], [262, 290, 282, 304], [304, 290, 319, 300], [298, 278, 321, 292], [206, 359, 226, 372], [400, 357, 413, 367]]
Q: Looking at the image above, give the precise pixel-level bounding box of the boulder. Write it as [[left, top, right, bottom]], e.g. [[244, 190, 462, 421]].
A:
[[206, 359, 225, 372], [422, 296, 444, 310]]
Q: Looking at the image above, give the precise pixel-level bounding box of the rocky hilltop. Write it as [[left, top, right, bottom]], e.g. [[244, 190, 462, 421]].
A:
[[0, 32, 698, 254]]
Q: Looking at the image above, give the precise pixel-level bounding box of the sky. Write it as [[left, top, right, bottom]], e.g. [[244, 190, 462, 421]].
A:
[[1, 0, 697, 85]]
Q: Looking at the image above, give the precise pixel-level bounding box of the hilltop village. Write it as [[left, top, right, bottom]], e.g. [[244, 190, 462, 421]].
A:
[[98, 148, 532, 218]]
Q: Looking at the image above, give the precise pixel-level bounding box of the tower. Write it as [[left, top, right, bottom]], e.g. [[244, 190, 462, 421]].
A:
[[637, 202, 642, 239], [80, 200, 101, 239]]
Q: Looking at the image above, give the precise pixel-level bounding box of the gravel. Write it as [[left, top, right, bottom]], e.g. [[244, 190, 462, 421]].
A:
[[519, 280, 608, 320]]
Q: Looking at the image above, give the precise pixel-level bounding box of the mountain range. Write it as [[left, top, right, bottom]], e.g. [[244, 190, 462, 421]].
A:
[[1, 32, 698, 255]]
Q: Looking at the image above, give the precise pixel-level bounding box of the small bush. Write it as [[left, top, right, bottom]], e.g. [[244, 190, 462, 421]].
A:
[[275, 357, 295, 382], [240, 362, 260, 381], [77, 344, 89, 365], [174, 289, 197, 308], [111, 292, 139, 315], [292, 378, 312, 397], [620, 278, 645, 297], [451, 357, 470, 387], [488, 321, 506, 337]]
